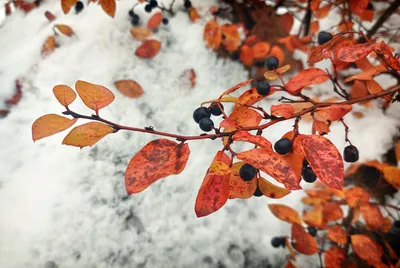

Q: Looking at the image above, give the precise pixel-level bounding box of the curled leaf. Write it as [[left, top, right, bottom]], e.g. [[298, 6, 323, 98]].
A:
[[252, 42, 270, 60], [323, 202, 343, 221], [259, 177, 290, 199], [32, 114, 77, 141]]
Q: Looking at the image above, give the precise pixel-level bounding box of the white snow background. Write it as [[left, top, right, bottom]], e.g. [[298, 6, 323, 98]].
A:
[[0, 0, 399, 267]]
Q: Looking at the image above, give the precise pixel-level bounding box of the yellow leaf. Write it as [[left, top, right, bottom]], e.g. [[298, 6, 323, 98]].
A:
[[264, 71, 278, 81], [258, 177, 290, 198], [32, 114, 77, 141], [53, 85, 76, 107], [62, 122, 114, 148], [75, 80, 115, 112], [209, 161, 231, 175], [201, 96, 238, 106]]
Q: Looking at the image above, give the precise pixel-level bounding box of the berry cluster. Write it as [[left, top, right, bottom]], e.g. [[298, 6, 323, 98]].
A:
[[192, 103, 224, 132]]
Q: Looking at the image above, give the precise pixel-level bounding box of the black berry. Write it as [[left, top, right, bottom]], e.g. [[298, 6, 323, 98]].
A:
[[253, 186, 263, 197], [209, 103, 224, 116], [239, 164, 256, 181], [317, 31, 333, 45], [193, 107, 211, 123], [254, 60, 265, 67], [129, 10, 135, 17], [344, 145, 359, 163], [265, 56, 279, 70], [255, 80, 271, 96], [271, 237, 286, 248], [394, 220, 400, 229], [274, 138, 292, 155], [75, 1, 84, 13], [184, 0, 192, 9], [367, 2, 374, 10], [302, 158, 309, 168], [131, 14, 140, 26], [149, 0, 158, 8], [302, 167, 317, 183], [307, 226, 317, 237], [162, 18, 169, 25], [144, 4, 153, 13], [199, 118, 214, 132]]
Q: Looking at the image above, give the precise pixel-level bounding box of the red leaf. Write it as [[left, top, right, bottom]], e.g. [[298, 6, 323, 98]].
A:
[[285, 68, 329, 94], [259, 177, 290, 199], [228, 106, 262, 128], [45, 11, 56, 21], [314, 104, 352, 122], [135, 40, 161, 58], [239, 45, 254, 67], [228, 162, 257, 199], [338, 40, 376, 62], [99, 0, 116, 17], [324, 246, 345, 268], [125, 139, 190, 194], [344, 64, 387, 82], [233, 131, 272, 149], [351, 234, 383, 266], [349, 0, 368, 15], [297, 134, 344, 190], [195, 151, 231, 217], [271, 104, 294, 119], [291, 223, 318, 255], [237, 148, 301, 190], [281, 13, 293, 34], [147, 12, 163, 29]]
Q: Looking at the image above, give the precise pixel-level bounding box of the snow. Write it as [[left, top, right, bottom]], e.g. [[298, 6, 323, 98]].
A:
[[0, 1, 399, 268]]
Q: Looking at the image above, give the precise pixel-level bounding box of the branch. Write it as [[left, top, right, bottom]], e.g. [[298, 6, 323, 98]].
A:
[[367, 0, 400, 38]]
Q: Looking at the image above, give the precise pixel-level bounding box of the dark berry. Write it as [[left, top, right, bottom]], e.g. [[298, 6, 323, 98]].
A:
[[184, 0, 192, 9], [254, 60, 265, 67], [193, 107, 211, 123], [253, 186, 263, 197], [317, 31, 333, 45], [199, 118, 214, 132], [367, 2, 374, 10], [302, 158, 309, 168], [128, 10, 134, 17], [75, 1, 84, 13], [344, 145, 359, 163], [149, 0, 158, 8], [209, 102, 224, 116], [255, 80, 271, 96], [307, 226, 317, 237], [162, 18, 169, 25], [302, 167, 317, 183], [239, 164, 256, 181], [394, 220, 400, 229], [144, 4, 153, 13], [274, 138, 292, 155], [131, 14, 140, 26], [265, 56, 279, 70], [271, 237, 286, 248]]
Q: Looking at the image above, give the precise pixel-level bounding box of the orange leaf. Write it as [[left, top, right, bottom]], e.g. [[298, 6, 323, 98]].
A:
[[302, 204, 323, 227], [310, 0, 321, 11], [114, 79, 144, 98], [349, 0, 368, 15], [281, 13, 293, 34], [291, 223, 318, 255], [237, 148, 301, 190], [237, 87, 276, 106], [55, 24, 74, 37], [359, 9, 374, 22], [271, 104, 294, 119], [62, 122, 114, 148], [350, 80, 369, 99], [135, 40, 161, 58], [360, 204, 384, 230], [99, 0, 116, 17], [323, 202, 343, 221], [130, 27, 153, 41], [344, 186, 370, 207], [53, 85, 77, 107], [259, 177, 290, 199], [297, 134, 344, 190], [312, 120, 330, 135], [314, 104, 352, 122], [61, 0, 78, 13], [344, 64, 387, 82], [284, 261, 296, 268], [228, 162, 257, 199], [327, 225, 347, 244], [285, 68, 329, 94], [351, 234, 383, 265], [32, 114, 77, 141], [228, 106, 262, 128], [147, 12, 162, 29], [75, 80, 115, 112], [338, 40, 376, 62], [220, 24, 241, 52], [382, 166, 400, 189], [252, 42, 270, 60], [203, 20, 221, 50], [195, 151, 231, 217], [41, 36, 56, 55], [125, 139, 190, 194], [268, 204, 302, 224], [239, 45, 254, 67], [315, 4, 331, 19], [233, 131, 272, 149], [188, 7, 200, 22], [310, 21, 319, 34], [269, 46, 285, 65], [302, 196, 325, 205], [324, 246, 345, 268]]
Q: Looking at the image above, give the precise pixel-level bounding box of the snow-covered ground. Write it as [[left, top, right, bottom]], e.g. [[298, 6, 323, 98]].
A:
[[0, 1, 399, 267]]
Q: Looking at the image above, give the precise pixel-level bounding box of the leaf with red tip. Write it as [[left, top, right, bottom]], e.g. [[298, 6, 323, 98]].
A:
[[360, 204, 384, 230], [233, 131, 272, 149], [125, 139, 190, 194], [351, 234, 383, 266], [61, 0, 78, 13], [99, 0, 116, 17], [297, 134, 344, 190], [271, 104, 294, 119], [53, 85, 77, 107], [228, 162, 257, 199], [327, 225, 347, 244], [204, 20, 221, 50], [338, 40, 376, 62], [268, 204, 302, 224], [228, 106, 262, 128], [32, 114, 77, 141], [291, 223, 318, 255], [135, 40, 161, 58], [237, 148, 301, 190], [147, 12, 163, 29], [324, 246, 345, 268], [114, 80, 144, 98], [75, 80, 115, 112], [195, 151, 231, 217], [259, 177, 290, 199], [62, 122, 114, 148], [314, 104, 352, 122], [285, 68, 329, 95]]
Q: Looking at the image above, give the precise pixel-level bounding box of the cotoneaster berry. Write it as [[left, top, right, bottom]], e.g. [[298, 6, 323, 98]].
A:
[[128, 10, 134, 17], [199, 118, 214, 132], [184, 0, 192, 9], [162, 18, 169, 25], [344, 145, 359, 163], [193, 107, 211, 123], [302, 167, 317, 183], [253, 186, 263, 197], [209, 102, 224, 116], [271, 237, 286, 248], [75, 1, 84, 13], [317, 31, 333, 45], [265, 56, 279, 70], [239, 164, 256, 181], [144, 4, 153, 13], [149, 0, 158, 8], [131, 14, 140, 26], [307, 226, 317, 237], [274, 138, 292, 155], [255, 80, 271, 96]]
